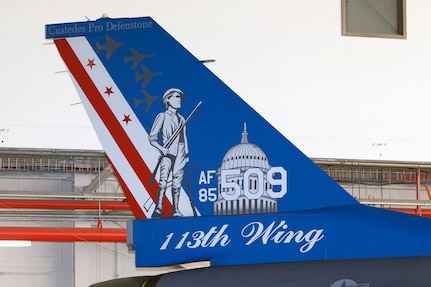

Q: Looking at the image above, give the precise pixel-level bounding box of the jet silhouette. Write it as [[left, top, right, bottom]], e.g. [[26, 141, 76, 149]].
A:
[[95, 35, 125, 59], [134, 90, 158, 112], [124, 48, 154, 70], [135, 65, 162, 88]]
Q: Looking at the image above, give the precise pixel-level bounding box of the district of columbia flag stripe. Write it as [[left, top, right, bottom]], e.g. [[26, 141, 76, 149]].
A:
[[53, 37, 175, 218]]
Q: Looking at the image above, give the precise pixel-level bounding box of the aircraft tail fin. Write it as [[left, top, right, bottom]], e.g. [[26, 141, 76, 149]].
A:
[[46, 17, 358, 220], [46, 17, 431, 270]]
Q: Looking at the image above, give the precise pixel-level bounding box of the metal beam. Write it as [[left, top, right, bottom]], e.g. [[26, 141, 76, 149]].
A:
[[0, 226, 126, 242], [0, 191, 126, 200], [0, 199, 130, 210], [84, 164, 115, 193]]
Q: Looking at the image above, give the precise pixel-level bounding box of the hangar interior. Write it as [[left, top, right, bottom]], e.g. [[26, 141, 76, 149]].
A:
[[0, 148, 429, 286]]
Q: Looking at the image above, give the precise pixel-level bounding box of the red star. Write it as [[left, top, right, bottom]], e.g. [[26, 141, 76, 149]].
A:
[[104, 87, 114, 96], [87, 59, 96, 69], [122, 114, 132, 124]]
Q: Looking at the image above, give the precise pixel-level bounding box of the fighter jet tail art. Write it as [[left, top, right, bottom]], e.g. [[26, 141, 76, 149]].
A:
[[46, 17, 431, 287]]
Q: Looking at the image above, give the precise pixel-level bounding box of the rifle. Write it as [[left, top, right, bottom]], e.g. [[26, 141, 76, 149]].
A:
[[149, 101, 202, 186]]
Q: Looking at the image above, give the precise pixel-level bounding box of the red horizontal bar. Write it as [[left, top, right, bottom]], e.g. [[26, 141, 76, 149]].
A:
[[389, 208, 431, 217], [0, 227, 126, 242], [0, 199, 130, 210]]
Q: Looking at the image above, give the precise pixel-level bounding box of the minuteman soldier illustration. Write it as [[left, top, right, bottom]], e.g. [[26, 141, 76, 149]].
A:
[[148, 88, 201, 218]]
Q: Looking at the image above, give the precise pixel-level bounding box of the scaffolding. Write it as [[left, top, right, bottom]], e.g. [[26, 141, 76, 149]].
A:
[[0, 148, 109, 173]]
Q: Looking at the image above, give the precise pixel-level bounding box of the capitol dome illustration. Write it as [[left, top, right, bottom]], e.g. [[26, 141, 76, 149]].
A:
[[214, 123, 278, 215]]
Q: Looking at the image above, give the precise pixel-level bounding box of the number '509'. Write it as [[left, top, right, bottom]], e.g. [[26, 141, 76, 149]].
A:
[[219, 167, 287, 201]]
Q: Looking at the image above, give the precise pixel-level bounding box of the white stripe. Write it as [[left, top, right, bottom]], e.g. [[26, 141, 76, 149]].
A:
[[69, 80, 153, 218], [66, 37, 153, 218], [67, 37, 159, 169], [66, 37, 199, 217]]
